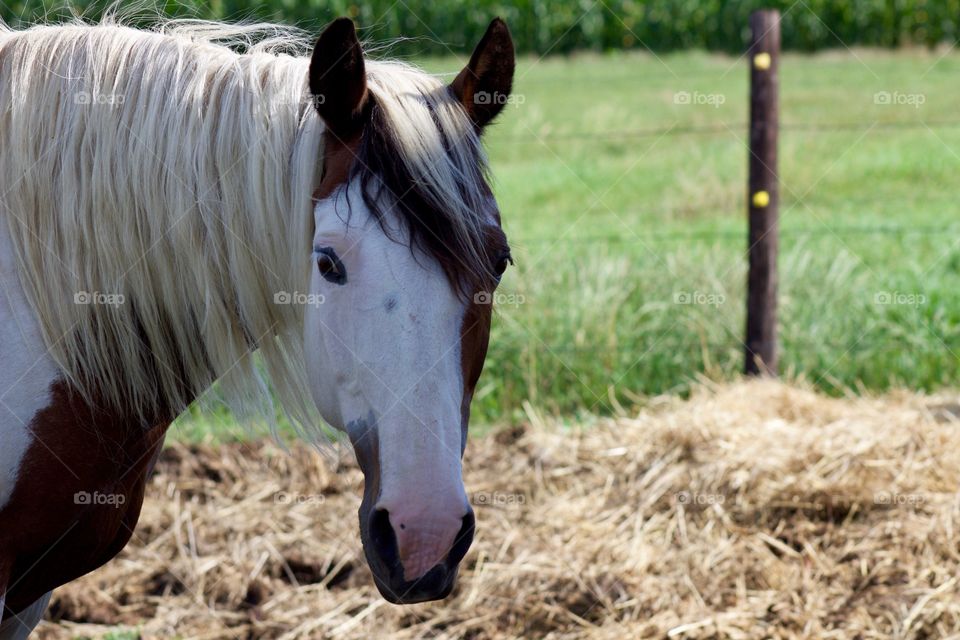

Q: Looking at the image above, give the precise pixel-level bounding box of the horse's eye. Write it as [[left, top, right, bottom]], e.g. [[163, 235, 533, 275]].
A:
[[318, 254, 337, 276], [494, 253, 513, 280], [315, 247, 346, 285]]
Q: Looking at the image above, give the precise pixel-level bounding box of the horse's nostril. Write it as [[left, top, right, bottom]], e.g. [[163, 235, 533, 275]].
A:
[[446, 508, 475, 569], [369, 508, 401, 571]]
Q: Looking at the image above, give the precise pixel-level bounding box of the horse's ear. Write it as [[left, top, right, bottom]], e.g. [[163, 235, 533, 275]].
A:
[[450, 18, 516, 131], [310, 17, 369, 138]]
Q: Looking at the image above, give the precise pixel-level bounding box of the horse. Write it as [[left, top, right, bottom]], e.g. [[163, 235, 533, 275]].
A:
[[0, 14, 515, 637]]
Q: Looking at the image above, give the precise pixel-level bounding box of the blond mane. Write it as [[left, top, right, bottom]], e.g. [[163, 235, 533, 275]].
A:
[[0, 19, 488, 437]]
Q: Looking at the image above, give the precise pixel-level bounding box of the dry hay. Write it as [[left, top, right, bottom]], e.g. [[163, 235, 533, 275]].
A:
[[34, 380, 960, 639]]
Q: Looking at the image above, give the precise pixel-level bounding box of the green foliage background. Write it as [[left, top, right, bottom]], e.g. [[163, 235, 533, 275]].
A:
[[1, 0, 957, 54]]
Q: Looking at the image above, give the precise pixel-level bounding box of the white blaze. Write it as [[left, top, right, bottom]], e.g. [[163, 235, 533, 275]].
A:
[[304, 183, 471, 580]]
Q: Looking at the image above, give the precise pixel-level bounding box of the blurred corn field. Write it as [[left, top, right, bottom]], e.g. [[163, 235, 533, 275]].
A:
[[2, 0, 957, 54]]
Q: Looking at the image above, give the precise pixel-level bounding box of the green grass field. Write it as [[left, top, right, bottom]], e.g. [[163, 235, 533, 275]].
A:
[[173, 47, 960, 441]]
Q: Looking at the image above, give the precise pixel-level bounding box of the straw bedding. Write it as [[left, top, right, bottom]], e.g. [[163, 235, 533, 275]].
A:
[[34, 380, 960, 639]]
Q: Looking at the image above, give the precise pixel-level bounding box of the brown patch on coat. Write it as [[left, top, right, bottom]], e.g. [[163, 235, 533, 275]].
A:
[[0, 381, 170, 617], [458, 220, 509, 445], [312, 130, 363, 203], [459, 298, 493, 443]]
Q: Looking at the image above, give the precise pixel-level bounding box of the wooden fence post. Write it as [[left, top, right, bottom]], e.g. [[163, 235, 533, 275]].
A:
[[744, 9, 780, 376]]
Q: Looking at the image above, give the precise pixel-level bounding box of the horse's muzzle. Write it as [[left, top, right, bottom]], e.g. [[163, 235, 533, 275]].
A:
[[364, 507, 475, 603]]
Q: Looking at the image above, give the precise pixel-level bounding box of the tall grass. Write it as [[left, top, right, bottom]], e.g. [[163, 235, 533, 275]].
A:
[[476, 232, 960, 423]]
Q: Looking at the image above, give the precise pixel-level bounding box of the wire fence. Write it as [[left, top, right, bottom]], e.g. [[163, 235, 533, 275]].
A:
[[499, 117, 960, 247], [514, 224, 960, 246], [503, 119, 960, 143], [490, 13, 960, 393], [505, 339, 960, 356]]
